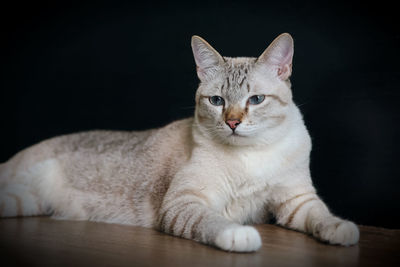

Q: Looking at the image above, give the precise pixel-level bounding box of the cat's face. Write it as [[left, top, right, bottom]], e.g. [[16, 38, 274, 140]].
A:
[[191, 34, 295, 146]]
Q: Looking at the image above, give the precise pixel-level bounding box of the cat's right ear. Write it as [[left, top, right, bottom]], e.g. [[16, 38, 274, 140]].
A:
[[191, 36, 224, 81]]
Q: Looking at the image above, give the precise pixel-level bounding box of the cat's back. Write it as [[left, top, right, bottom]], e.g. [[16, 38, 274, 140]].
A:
[[3, 118, 194, 186]]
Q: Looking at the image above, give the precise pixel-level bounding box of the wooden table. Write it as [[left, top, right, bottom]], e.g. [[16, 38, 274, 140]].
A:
[[0, 218, 399, 266]]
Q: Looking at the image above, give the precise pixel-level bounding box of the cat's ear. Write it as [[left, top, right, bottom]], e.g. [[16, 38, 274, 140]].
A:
[[191, 35, 225, 81], [256, 33, 294, 81]]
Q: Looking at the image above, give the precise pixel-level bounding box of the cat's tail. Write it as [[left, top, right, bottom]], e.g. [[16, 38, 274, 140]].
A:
[[0, 155, 57, 218]]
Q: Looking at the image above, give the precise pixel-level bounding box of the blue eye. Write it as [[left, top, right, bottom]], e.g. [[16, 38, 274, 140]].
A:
[[248, 95, 265, 105], [209, 96, 225, 106]]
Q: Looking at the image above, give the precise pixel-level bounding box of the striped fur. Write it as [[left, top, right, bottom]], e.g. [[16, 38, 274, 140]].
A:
[[0, 33, 359, 252]]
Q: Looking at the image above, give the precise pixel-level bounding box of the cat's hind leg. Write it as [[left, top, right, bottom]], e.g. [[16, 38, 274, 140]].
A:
[[0, 159, 59, 217], [0, 158, 74, 218]]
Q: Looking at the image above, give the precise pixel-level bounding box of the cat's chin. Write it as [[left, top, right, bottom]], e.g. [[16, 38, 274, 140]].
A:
[[230, 132, 246, 137], [221, 133, 258, 147]]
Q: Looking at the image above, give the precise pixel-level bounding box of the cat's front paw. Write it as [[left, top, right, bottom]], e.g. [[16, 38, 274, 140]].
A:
[[215, 225, 262, 252], [314, 219, 359, 246]]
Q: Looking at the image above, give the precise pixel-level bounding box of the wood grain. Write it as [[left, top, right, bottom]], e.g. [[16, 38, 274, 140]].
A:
[[0, 218, 399, 267]]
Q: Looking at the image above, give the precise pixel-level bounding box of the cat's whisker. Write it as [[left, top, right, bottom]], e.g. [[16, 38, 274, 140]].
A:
[[296, 101, 311, 108]]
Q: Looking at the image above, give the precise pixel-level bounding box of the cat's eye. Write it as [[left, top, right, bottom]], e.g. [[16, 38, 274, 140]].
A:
[[248, 95, 265, 105], [209, 96, 225, 106]]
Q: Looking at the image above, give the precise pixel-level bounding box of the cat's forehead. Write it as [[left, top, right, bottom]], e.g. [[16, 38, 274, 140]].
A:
[[220, 57, 257, 103], [224, 57, 256, 70]]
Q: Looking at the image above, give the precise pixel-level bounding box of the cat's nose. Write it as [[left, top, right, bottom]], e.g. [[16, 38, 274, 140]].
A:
[[226, 119, 241, 130]]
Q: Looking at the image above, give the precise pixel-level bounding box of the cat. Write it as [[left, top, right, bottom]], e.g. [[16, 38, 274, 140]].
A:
[[0, 33, 359, 252]]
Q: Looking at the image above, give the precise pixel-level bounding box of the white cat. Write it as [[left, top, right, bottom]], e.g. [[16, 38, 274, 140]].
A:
[[0, 33, 359, 252]]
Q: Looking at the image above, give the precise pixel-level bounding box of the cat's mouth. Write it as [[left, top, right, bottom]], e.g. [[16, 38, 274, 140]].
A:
[[229, 132, 245, 137]]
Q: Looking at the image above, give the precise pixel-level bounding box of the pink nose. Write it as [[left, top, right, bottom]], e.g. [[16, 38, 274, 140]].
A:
[[226, 119, 241, 130]]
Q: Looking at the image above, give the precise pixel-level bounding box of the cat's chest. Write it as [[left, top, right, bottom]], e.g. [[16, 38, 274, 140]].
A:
[[217, 151, 280, 223], [225, 149, 285, 187]]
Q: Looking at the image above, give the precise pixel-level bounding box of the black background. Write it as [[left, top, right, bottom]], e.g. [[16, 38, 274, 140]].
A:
[[1, 1, 399, 228]]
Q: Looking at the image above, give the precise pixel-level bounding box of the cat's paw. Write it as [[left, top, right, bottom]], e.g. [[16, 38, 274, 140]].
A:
[[215, 225, 262, 252], [314, 219, 359, 246]]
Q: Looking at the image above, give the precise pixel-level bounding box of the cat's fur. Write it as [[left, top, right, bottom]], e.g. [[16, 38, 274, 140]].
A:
[[0, 33, 359, 252]]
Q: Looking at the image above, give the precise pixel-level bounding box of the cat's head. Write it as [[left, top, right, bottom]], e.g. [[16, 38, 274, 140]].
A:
[[191, 33, 295, 146]]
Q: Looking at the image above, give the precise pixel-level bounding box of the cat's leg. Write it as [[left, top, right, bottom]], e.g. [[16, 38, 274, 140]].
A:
[[0, 157, 86, 220], [0, 159, 53, 217], [158, 186, 262, 252], [271, 179, 359, 246]]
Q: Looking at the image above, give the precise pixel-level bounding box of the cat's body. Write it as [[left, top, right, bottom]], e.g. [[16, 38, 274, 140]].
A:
[[0, 120, 192, 226], [0, 33, 359, 252]]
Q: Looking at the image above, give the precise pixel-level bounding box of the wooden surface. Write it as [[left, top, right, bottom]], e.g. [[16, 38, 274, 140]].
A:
[[0, 218, 399, 267]]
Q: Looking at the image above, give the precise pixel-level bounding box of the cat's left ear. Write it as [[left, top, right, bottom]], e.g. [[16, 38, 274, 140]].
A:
[[191, 35, 225, 81], [256, 33, 294, 81]]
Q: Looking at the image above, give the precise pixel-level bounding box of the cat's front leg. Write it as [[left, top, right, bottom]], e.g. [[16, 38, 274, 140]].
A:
[[272, 183, 359, 246], [158, 186, 261, 252]]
